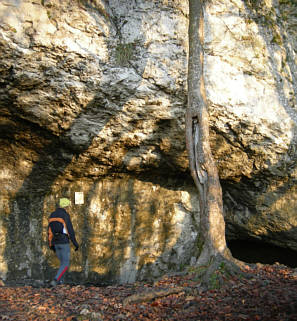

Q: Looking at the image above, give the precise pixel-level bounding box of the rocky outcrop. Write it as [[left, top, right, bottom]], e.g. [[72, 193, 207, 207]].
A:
[[205, 0, 297, 250], [0, 0, 296, 283]]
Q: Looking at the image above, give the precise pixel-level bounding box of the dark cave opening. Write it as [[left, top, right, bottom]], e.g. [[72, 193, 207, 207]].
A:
[[228, 239, 297, 268]]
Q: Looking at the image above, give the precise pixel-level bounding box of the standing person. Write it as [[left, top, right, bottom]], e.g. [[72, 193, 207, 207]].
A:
[[48, 197, 79, 286]]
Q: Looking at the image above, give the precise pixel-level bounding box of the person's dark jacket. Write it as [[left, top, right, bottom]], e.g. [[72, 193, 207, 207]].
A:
[[48, 208, 79, 250]]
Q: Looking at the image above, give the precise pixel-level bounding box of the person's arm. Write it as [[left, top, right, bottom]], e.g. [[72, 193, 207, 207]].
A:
[[48, 222, 56, 251], [64, 211, 79, 249]]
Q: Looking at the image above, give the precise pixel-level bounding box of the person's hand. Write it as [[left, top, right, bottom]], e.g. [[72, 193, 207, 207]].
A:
[[75, 245, 79, 251]]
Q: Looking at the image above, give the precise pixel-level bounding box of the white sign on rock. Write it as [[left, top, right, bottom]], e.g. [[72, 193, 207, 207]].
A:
[[75, 192, 84, 205]]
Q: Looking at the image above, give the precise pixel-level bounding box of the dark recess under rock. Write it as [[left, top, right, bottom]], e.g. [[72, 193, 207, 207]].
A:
[[228, 239, 297, 268]]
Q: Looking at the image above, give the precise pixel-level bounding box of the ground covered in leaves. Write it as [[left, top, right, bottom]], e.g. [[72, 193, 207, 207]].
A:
[[0, 264, 296, 321]]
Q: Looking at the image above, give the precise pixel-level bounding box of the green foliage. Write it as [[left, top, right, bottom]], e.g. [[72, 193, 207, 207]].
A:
[[47, 10, 52, 19], [209, 272, 220, 289], [219, 261, 226, 271], [208, 261, 234, 289], [187, 265, 207, 282], [271, 33, 282, 45], [115, 43, 135, 66]]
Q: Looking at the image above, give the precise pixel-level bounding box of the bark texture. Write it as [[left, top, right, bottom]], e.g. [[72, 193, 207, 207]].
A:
[[186, 0, 242, 286]]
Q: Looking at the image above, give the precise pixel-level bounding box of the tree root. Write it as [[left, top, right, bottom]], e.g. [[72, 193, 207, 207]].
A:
[[123, 255, 253, 305], [123, 287, 186, 306], [194, 254, 253, 290]]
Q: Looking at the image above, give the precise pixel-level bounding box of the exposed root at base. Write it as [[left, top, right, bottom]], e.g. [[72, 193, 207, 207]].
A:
[[123, 286, 187, 306], [194, 255, 253, 290], [123, 256, 253, 305]]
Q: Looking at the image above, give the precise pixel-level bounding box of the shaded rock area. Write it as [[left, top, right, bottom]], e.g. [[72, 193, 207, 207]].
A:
[[0, 0, 297, 284]]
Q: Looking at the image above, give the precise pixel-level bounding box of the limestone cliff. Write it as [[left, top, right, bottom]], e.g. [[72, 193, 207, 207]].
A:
[[0, 0, 296, 283]]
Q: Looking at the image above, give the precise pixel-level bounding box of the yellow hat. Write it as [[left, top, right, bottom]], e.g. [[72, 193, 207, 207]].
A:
[[59, 198, 71, 208]]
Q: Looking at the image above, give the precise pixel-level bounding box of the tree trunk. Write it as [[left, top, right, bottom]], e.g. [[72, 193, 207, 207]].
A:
[[186, 0, 244, 287]]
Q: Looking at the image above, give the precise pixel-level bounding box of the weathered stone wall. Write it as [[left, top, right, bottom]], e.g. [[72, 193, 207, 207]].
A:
[[204, 0, 297, 249], [42, 177, 199, 284], [0, 0, 195, 283], [0, 0, 296, 283]]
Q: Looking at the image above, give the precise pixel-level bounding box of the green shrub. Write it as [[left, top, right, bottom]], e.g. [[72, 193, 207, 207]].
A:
[[115, 43, 135, 66]]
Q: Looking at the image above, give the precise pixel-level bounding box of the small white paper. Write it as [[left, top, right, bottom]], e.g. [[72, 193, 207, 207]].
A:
[[75, 192, 84, 205]]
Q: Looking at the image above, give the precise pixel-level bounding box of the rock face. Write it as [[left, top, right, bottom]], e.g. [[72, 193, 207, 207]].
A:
[[0, 0, 296, 283], [205, 0, 297, 251]]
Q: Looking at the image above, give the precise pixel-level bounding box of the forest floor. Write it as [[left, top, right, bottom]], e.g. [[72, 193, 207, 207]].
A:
[[0, 263, 296, 321]]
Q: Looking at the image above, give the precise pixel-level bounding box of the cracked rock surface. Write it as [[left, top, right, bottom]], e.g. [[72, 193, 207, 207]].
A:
[[0, 0, 296, 283]]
